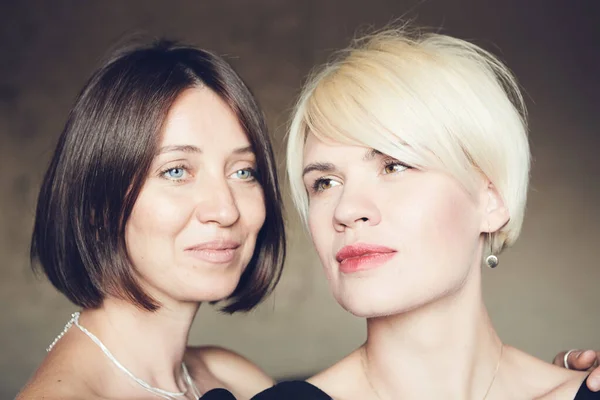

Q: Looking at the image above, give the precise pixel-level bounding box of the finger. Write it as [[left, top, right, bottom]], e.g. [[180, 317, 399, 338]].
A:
[[553, 351, 568, 366], [569, 350, 597, 370], [587, 365, 600, 392]]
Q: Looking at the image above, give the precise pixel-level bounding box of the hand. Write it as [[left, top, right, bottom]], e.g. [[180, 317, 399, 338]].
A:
[[553, 350, 600, 391]]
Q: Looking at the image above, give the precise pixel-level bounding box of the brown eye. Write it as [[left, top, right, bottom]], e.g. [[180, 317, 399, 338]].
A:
[[312, 178, 340, 193], [321, 180, 334, 190], [383, 162, 408, 175]]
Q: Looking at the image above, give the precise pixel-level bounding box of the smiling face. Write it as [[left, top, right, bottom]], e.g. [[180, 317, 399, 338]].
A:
[[302, 134, 493, 317], [125, 88, 266, 304]]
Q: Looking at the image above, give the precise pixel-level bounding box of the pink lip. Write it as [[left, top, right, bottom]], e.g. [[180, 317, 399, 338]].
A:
[[185, 240, 241, 264], [335, 243, 397, 274]]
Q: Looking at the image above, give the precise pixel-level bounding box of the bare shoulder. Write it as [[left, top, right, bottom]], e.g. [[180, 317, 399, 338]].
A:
[[185, 346, 274, 399], [307, 349, 366, 400], [16, 372, 93, 400], [17, 387, 82, 400], [537, 370, 589, 399], [185, 345, 273, 383], [16, 351, 99, 400], [503, 346, 589, 399]]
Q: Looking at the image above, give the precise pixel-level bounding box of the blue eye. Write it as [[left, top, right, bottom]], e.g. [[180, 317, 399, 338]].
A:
[[167, 168, 184, 178], [161, 166, 187, 180], [232, 168, 255, 180]]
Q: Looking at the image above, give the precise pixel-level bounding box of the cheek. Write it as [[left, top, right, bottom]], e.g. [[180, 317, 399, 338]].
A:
[[391, 181, 479, 258], [235, 186, 266, 235], [126, 188, 192, 253], [429, 188, 479, 244], [307, 202, 335, 264]]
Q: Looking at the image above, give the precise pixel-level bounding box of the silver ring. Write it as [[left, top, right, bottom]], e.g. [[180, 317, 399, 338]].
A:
[[563, 349, 577, 369]]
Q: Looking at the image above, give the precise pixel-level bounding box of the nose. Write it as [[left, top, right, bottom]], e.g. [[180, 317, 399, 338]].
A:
[[333, 183, 381, 231], [195, 177, 240, 227]]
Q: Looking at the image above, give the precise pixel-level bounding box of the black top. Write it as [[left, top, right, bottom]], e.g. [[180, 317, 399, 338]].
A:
[[195, 382, 329, 400], [199, 388, 237, 400], [250, 377, 600, 400], [201, 376, 600, 399], [575, 377, 600, 400], [251, 381, 331, 400]]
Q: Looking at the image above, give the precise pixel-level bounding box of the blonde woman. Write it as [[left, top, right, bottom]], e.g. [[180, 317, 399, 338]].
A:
[[256, 28, 600, 399]]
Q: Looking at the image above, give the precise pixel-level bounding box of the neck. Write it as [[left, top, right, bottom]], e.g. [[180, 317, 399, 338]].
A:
[[363, 265, 504, 400], [79, 297, 199, 392]]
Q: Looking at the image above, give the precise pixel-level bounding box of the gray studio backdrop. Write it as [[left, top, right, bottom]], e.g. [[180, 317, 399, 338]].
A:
[[1, 1, 598, 398]]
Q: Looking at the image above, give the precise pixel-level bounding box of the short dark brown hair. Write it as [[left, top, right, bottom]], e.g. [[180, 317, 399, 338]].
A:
[[31, 39, 285, 313]]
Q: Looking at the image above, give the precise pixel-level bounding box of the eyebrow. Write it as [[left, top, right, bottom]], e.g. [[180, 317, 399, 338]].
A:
[[232, 145, 255, 155], [302, 162, 336, 178], [157, 145, 254, 156], [158, 145, 201, 155]]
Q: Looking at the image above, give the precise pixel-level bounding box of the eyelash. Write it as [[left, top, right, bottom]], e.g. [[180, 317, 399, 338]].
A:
[[310, 158, 411, 193], [159, 165, 259, 182], [159, 164, 190, 181], [311, 178, 331, 193], [231, 167, 259, 181], [381, 158, 411, 174]]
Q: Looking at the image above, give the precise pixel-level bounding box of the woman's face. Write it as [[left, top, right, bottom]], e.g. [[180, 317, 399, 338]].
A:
[[125, 88, 266, 304], [302, 134, 490, 318]]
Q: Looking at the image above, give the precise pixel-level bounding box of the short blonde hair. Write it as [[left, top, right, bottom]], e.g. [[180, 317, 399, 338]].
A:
[[287, 27, 530, 255]]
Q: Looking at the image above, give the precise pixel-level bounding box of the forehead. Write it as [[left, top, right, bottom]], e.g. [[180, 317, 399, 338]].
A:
[[303, 133, 380, 163], [160, 88, 250, 147]]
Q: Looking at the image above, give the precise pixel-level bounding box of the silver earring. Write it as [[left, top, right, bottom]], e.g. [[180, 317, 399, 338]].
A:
[[485, 230, 498, 268]]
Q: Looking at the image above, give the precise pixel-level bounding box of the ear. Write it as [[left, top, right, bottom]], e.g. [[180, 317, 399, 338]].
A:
[[480, 181, 510, 233]]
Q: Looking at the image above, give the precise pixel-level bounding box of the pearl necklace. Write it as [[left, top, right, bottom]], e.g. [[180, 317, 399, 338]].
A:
[[47, 312, 201, 400]]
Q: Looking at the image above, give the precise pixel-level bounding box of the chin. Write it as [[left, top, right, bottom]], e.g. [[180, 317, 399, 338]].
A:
[[334, 284, 431, 319], [173, 274, 242, 303], [203, 281, 242, 302], [338, 298, 404, 318]]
